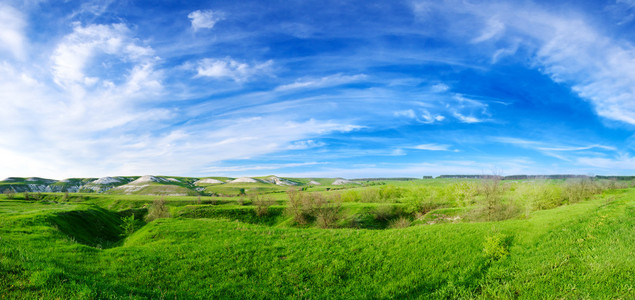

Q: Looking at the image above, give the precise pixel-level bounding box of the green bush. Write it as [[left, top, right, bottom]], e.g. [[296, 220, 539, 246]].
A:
[[341, 190, 360, 202], [483, 233, 509, 262], [120, 215, 139, 237]]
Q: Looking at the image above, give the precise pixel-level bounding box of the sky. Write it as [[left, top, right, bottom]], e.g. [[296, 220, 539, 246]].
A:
[[1, 0, 635, 179]]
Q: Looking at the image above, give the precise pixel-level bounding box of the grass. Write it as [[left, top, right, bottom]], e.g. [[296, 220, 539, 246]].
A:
[[0, 179, 633, 298]]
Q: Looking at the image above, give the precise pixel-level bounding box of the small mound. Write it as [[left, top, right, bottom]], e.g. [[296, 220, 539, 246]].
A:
[[229, 177, 259, 183], [332, 179, 360, 185], [92, 177, 121, 185], [196, 178, 224, 185], [308, 180, 322, 185]]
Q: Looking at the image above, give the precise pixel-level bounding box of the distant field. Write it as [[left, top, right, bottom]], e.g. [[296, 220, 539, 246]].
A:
[[0, 178, 633, 298]]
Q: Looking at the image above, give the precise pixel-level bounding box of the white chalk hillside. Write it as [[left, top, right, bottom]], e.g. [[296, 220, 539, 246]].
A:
[[129, 175, 162, 185], [263, 176, 297, 186], [229, 177, 259, 183], [308, 180, 321, 185], [195, 178, 224, 185], [91, 177, 121, 185], [332, 179, 360, 185]]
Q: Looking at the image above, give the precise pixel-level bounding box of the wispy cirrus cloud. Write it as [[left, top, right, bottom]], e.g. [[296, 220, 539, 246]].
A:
[[0, 4, 26, 60], [411, 144, 454, 151], [412, 0, 635, 126], [193, 57, 273, 82], [275, 73, 367, 91]]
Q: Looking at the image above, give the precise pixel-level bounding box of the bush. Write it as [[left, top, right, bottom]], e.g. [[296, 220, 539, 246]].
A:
[[340, 190, 360, 202], [483, 233, 509, 262], [379, 185, 405, 201], [145, 197, 171, 222], [251, 194, 275, 217], [388, 217, 411, 229], [359, 188, 380, 203], [313, 193, 341, 229], [403, 187, 449, 214], [3, 189, 15, 200], [372, 205, 396, 221], [286, 190, 342, 227], [286, 189, 308, 224], [120, 215, 139, 237]]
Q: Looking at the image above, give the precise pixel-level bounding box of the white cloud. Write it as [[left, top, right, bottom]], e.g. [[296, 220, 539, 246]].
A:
[[188, 9, 225, 31], [202, 162, 323, 174], [276, 73, 367, 91], [430, 83, 449, 92], [51, 23, 156, 88], [453, 112, 482, 123], [394, 109, 416, 118], [195, 57, 273, 82], [537, 145, 616, 152], [412, 144, 452, 151], [421, 110, 445, 123], [0, 4, 26, 60], [287, 140, 326, 150], [577, 154, 635, 171]]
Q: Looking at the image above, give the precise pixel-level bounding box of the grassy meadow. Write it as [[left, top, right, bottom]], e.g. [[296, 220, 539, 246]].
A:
[[0, 178, 633, 298]]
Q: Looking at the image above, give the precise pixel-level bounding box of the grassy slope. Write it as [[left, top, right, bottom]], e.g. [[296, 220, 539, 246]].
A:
[[0, 190, 633, 299]]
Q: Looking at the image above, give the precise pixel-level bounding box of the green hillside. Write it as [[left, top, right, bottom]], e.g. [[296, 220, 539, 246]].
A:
[[0, 179, 633, 298]]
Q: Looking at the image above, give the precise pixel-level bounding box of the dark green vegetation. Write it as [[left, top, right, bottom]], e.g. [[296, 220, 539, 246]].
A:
[[0, 178, 633, 298]]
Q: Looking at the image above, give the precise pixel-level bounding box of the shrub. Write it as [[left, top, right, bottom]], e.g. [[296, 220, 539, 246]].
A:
[[448, 181, 478, 206], [145, 197, 171, 222], [403, 187, 448, 214], [372, 205, 395, 221], [483, 233, 509, 262], [3, 189, 15, 200], [389, 217, 411, 229], [286, 190, 341, 227], [340, 190, 360, 202], [313, 193, 341, 229], [379, 185, 405, 201], [359, 188, 380, 203], [286, 189, 309, 224], [120, 215, 138, 237], [251, 194, 275, 217]]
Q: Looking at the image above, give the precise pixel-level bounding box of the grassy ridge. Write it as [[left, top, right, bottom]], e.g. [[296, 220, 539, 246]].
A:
[[0, 186, 633, 298]]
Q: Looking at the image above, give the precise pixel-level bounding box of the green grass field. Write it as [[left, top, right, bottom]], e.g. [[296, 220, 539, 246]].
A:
[[0, 179, 633, 298]]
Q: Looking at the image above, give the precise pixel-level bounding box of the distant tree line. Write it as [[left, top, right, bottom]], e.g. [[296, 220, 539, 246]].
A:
[[437, 175, 635, 180], [350, 178, 420, 181]]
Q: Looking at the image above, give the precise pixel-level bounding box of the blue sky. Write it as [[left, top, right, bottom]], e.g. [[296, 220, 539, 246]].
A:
[[1, 0, 635, 179]]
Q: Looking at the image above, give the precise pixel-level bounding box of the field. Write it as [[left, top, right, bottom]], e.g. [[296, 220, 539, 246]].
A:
[[0, 178, 633, 298]]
